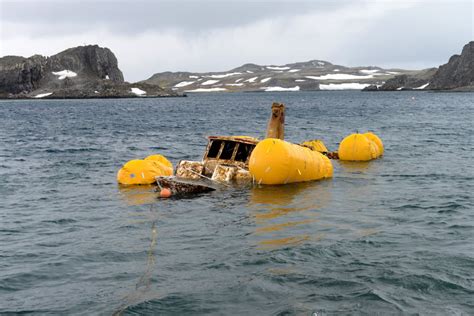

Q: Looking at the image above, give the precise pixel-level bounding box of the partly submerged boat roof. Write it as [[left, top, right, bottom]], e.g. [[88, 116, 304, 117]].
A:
[[207, 135, 259, 145]]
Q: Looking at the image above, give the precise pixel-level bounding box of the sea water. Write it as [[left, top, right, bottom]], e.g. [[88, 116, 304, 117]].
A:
[[0, 91, 472, 314]]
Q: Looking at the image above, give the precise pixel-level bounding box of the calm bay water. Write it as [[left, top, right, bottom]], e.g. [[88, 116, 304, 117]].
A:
[[0, 91, 473, 315]]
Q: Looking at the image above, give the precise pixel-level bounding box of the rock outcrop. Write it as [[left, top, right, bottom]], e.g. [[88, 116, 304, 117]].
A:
[[375, 41, 474, 91], [0, 55, 47, 94], [375, 68, 437, 91], [0, 45, 179, 99], [48, 45, 124, 82], [429, 41, 474, 90]]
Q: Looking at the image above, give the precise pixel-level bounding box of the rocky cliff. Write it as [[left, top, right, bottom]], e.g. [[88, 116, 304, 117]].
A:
[[0, 45, 178, 99], [374, 41, 474, 91], [429, 41, 474, 90]]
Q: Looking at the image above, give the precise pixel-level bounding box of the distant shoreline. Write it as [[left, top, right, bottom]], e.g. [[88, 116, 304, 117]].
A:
[[3, 89, 473, 102]]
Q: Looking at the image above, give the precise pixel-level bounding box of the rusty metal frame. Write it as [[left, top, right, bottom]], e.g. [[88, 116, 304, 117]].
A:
[[202, 136, 259, 171]]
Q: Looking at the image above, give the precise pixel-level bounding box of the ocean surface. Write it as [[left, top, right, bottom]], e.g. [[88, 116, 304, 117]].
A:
[[0, 91, 473, 315]]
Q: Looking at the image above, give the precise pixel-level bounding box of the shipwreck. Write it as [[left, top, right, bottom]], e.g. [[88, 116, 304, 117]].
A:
[[117, 102, 384, 197]]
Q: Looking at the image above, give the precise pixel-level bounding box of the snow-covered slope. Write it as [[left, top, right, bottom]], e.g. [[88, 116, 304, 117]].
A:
[[143, 60, 419, 92]]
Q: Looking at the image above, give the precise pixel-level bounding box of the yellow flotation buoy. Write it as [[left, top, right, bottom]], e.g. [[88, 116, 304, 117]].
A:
[[145, 154, 173, 169], [300, 139, 329, 153], [363, 132, 384, 156], [117, 155, 173, 185], [338, 133, 382, 161], [249, 138, 333, 185]]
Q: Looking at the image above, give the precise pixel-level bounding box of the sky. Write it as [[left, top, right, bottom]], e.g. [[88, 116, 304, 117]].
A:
[[0, 0, 472, 82]]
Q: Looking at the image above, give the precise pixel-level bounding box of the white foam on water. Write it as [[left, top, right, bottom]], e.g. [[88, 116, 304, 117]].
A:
[[52, 70, 77, 80]]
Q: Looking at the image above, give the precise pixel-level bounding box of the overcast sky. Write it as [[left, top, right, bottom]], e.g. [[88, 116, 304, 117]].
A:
[[1, 0, 472, 82]]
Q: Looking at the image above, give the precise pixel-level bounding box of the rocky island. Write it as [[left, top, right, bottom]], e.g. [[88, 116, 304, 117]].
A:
[[0, 45, 180, 99], [145, 41, 473, 93], [142, 61, 418, 93]]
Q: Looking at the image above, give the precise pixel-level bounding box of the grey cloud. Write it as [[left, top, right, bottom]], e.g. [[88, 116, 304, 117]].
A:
[[0, 0, 472, 81], [1, 0, 353, 36], [336, 1, 473, 69]]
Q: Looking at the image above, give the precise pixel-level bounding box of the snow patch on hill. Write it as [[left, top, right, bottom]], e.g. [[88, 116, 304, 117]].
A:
[[131, 87, 146, 95], [306, 74, 374, 80], [208, 72, 242, 78], [185, 88, 227, 92], [174, 81, 195, 88], [245, 77, 258, 83], [52, 70, 77, 80], [266, 66, 290, 71], [319, 83, 371, 90], [414, 83, 430, 89], [201, 80, 220, 85], [34, 92, 53, 98], [262, 86, 300, 92], [226, 83, 244, 86], [359, 69, 379, 74]]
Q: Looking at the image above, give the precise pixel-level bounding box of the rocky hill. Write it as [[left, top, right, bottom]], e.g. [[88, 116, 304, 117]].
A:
[[430, 41, 474, 90], [0, 45, 179, 99], [5, 41, 471, 97], [374, 41, 474, 91], [142, 60, 419, 93]]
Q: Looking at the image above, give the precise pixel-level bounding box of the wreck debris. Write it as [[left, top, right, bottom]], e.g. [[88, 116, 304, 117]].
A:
[[155, 176, 216, 195], [211, 165, 237, 183], [202, 135, 259, 175], [176, 160, 204, 179], [234, 168, 252, 182]]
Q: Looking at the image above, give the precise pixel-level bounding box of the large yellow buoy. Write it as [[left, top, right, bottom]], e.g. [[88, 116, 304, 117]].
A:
[[145, 154, 173, 170], [364, 132, 384, 156], [300, 139, 329, 153], [117, 155, 173, 185], [338, 133, 380, 161], [249, 138, 333, 185]]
